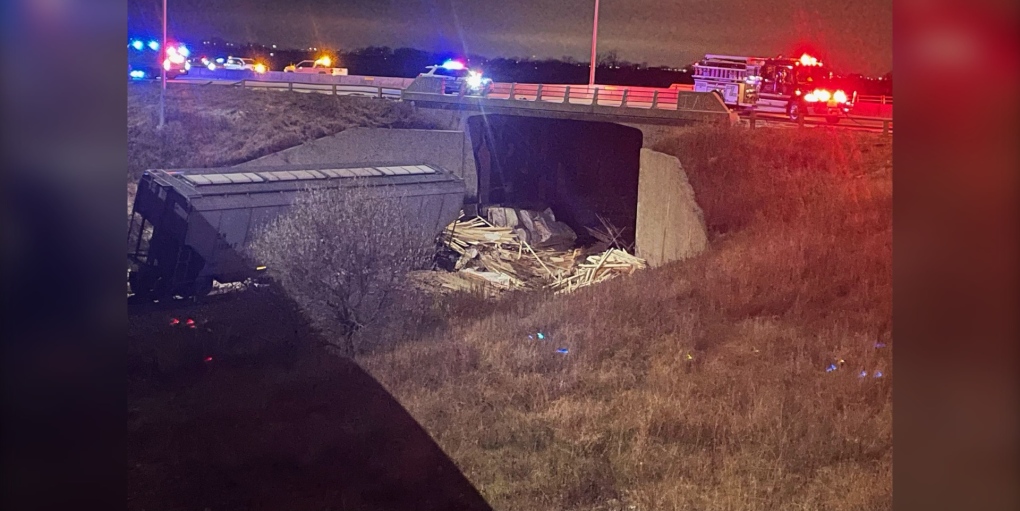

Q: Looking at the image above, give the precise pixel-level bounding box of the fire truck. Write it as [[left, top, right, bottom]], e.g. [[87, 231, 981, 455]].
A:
[[692, 54, 765, 109], [693, 53, 856, 124]]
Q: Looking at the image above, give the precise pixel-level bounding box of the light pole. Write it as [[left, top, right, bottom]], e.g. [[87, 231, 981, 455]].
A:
[[159, 0, 166, 128], [589, 0, 599, 87]]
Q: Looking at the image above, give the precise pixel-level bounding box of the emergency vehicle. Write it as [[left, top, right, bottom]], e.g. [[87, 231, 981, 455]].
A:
[[694, 53, 856, 124], [128, 38, 191, 80], [419, 60, 493, 96], [691, 54, 765, 108], [284, 56, 348, 75]]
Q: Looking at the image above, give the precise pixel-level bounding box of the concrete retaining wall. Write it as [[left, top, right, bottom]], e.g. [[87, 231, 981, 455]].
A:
[[634, 148, 708, 267], [235, 128, 477, 199]]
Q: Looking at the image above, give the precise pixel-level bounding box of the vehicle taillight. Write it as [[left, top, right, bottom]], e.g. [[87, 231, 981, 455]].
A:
[[833, 90, 848, 103], [813, 89, 831, 102]]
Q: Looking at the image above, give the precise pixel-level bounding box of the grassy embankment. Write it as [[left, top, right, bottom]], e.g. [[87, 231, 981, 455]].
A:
[[127, 85, 892, 511], [360, 127, 892, 511]]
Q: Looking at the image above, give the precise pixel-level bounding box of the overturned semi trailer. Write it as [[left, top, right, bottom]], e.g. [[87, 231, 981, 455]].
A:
[[128, 163, 466, 300]]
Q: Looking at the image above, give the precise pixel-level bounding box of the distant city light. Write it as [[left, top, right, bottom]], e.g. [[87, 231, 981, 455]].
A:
[[148, 40, 159, 51], [272, 44, 277, 48]]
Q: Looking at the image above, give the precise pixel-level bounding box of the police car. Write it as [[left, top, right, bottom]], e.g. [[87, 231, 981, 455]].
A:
[[128, 38, 191, 80], [419, 60, 493, 96]]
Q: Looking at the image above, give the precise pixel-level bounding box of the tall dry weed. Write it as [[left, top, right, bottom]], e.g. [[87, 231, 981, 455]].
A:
[[363, 126, 892, 511]]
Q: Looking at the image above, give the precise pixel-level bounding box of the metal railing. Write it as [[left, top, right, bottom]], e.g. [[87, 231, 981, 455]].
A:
[[166, 75, 890, 132], [482, 82, 720, 112], [169, 77, 403, 99], [746, 109, 893, 135], [856, 94, 893, 105]]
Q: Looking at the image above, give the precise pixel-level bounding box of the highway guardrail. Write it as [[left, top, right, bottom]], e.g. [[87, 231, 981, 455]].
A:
[[172, 77, 403, 100], [746, 109, 893, 135], [856, 94, 893, 105]]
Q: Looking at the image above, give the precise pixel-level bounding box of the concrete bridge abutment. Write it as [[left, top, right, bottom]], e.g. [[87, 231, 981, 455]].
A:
[[414, 106, 708, 266]]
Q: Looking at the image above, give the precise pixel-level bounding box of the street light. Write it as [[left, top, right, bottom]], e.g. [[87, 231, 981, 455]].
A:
[[589, 0, 600, 87]]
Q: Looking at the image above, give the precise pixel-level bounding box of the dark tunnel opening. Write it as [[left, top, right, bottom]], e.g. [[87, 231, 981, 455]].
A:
[[467, 115, 643, 246]]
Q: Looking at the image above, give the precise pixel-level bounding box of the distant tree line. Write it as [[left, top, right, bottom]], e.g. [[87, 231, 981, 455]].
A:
[[193, 40, 695, 88], [192, 39, 891, 94]]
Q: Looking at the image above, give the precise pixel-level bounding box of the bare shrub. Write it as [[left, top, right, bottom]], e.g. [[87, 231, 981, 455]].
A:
[[250, 183, 435, 356]]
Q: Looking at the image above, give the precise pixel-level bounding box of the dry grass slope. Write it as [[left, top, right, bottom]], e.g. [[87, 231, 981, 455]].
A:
[[126, 82, 438, 209], [361, 127, 893, 511]]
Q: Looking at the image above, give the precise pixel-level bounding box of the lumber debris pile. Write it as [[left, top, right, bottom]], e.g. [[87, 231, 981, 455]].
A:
[[548, 248, 647, 294], [433, 209, 646, 294]]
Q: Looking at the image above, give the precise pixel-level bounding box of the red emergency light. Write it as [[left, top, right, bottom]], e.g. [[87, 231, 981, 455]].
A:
[[799, 53, 821, 66]]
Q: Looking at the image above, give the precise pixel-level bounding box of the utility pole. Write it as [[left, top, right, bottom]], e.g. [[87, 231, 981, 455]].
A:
[[159, 0, 166, 128], [588, 0, 600, 87]]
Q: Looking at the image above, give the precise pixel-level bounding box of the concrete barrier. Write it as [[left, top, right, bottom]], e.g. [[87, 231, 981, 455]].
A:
[[634, 148, 708, 267]]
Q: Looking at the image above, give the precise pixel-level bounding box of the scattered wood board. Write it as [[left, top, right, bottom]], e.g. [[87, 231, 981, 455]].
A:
[[436, 214, 647, 295]]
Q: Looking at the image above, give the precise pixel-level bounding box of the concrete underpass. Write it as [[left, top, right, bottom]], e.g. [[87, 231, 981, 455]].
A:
[[466, 115, 643, 246], [236, 110, 709, 267]]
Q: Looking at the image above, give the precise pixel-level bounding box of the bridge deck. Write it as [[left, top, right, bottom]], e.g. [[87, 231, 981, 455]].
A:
[[402, 77, 734, 125]]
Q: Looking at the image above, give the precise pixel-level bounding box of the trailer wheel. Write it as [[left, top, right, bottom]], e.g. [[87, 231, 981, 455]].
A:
[[826, 115, 841, 124]]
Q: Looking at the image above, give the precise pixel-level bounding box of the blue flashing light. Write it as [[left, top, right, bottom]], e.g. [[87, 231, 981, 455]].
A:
[[874, 342, 887, 348], [825, 364, 838, 372], [441, 59, 465, 70], [859, 370, 868, 378], [148, 40, 159, 51], [215, 57, 224, 64], [874, 371, 884, 378], [129, 70, 146, 79], [131, 40, 144, 51], [537, 332, 545, 340], [556, 348, 569, 354], [178, 45, 190, 57]]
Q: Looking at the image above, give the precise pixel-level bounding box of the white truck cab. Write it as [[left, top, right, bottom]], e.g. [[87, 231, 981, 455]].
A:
[[283, 57, 348, 75]]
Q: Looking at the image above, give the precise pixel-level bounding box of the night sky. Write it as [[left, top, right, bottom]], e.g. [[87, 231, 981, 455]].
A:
[[128, 0, 892, 75]]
